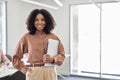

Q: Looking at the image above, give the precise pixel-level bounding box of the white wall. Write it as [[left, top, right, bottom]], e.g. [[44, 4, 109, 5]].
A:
[[4, 0, 117, 75]]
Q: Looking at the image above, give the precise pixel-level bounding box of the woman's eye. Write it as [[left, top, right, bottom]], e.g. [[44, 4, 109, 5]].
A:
[[35, 19, 38, 21], [41, 18, 45, 21]]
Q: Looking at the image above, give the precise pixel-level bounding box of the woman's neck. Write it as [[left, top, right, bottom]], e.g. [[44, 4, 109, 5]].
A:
[[36, 30, 44, 35]]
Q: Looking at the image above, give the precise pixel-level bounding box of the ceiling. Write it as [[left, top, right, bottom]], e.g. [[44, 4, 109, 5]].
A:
[[34, 0, 119, 6], [20, 0, 119, 10], [35, 0, 119, 4]]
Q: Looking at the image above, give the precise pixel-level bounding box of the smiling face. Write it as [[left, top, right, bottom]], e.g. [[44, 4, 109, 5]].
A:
[[34, 13, 46, 32]]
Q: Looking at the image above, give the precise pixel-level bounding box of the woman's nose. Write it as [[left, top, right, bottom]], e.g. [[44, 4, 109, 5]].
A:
[[38, 20, 41, 23]]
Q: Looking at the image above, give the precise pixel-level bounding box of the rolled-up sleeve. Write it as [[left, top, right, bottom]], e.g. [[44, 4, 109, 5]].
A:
[[54, 40, 65, 66], [12, 36, 28, 72]]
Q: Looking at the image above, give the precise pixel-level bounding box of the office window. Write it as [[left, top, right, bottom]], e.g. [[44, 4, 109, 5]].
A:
[[0, 1, 6, 54], [70, 4, 100, 77], [101, 3, 120, 79], [70, 2, 120, 79]]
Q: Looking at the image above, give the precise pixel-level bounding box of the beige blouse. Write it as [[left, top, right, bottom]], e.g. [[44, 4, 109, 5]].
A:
[[12, 31, 65, 72]]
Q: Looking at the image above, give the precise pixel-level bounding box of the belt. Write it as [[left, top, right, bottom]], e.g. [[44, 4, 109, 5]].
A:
[[26, 62, 44, 67]]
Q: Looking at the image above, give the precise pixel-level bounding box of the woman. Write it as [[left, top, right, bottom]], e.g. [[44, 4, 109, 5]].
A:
[[12, 9, 65, 80]]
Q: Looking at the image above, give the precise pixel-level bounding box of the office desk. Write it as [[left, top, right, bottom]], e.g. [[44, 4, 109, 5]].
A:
[[0, 64, 17, 78]]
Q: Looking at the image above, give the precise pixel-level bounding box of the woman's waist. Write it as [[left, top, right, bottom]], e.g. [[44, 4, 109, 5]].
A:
[[26, 61, 44, 67]]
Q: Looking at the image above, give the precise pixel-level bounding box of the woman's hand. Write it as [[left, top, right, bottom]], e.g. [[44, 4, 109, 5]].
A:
[[43, 54, 54, 63], [4, 61, 10, 66]]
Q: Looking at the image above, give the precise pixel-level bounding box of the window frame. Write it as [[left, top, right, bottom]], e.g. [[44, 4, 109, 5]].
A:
[[0, 1, 7, 54]]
